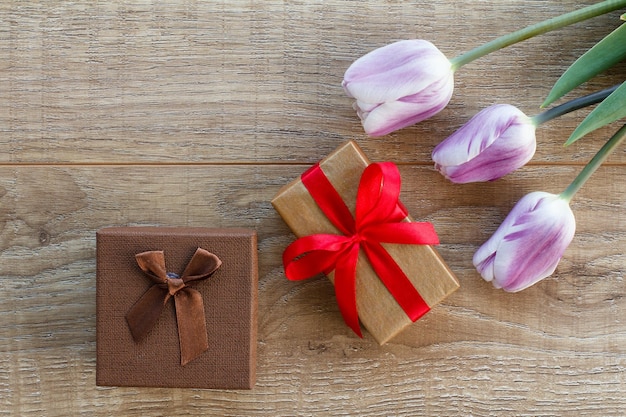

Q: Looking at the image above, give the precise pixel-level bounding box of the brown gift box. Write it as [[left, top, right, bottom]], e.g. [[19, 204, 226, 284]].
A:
[[96, 227, 257, 389], [271, 140, 459, 344]]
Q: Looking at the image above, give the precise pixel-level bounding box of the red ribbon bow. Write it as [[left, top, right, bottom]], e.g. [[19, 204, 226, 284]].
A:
[[283, 162, 439, 337], [126, 248, 222, 365]]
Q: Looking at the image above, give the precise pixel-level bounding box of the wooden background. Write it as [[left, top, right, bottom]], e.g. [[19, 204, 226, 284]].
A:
[[1, 1, 625, 415]]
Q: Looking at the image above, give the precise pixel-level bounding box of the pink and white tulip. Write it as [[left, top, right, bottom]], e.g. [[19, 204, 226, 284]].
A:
[[432, 104, 536, 183], [473, 191, 576, 292], [342, 40, 454, 137]]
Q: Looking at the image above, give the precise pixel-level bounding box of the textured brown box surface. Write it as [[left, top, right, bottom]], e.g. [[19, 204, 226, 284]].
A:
[[96, 227, 257, 389], [272, 140, 459, 344]]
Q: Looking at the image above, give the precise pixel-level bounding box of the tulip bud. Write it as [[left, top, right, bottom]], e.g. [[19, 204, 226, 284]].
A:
[[342, 40, 454, 137], [432, 104, 536, 183], [473, 191, 576, 292]]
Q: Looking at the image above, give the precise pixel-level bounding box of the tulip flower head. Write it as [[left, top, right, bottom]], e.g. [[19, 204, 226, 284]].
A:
[[473, 191, 576, 292], [342, 40, 454, 137], [432, 104, 537, 183]]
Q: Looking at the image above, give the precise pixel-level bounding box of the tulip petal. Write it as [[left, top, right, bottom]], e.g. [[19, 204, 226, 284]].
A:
[[474, 251, 496, 283], [440, 124, 536, 183], [433, 105, 524, 165], [360, 75, 453, 137], [343, 40, 452, 104], [495, 198, 575, 291]]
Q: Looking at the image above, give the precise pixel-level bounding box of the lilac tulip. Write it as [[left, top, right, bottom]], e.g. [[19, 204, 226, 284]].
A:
[[342, 40, 454, 137], [432, 104, 536, 183], [473, 191, 576, 292]]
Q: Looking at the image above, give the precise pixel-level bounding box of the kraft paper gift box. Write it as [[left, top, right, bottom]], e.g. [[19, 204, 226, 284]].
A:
[[96, 227, 257, 389], [271, 140, 459, 344]]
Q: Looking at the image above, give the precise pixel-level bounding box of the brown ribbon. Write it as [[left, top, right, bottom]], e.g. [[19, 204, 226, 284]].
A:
[[126, 248, 222, 366]]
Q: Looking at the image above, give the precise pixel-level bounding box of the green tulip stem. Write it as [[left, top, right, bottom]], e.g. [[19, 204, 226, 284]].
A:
[[449, 0, 626, 71], [530, 84, 621, 126], [561, 124, 626, 202]]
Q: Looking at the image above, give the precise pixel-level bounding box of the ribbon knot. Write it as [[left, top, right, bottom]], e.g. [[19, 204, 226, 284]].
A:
[[125, 248, 222, 365], [166, 273, 186, 296], [283, 162, 440, 337]]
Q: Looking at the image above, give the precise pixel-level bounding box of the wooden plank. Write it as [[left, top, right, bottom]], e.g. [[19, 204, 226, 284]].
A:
[[0, 165, 625, 415], [0, 1, 623, 164]]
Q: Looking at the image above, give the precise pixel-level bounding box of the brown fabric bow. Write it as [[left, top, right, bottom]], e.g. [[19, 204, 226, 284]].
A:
[[126, 248, 222, 366]]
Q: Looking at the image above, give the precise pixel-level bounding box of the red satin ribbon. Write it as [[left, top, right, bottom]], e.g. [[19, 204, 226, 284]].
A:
[[283, 162, 439, 337]]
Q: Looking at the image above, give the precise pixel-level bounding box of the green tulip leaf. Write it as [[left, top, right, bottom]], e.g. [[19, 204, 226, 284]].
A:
[[543, 22, 626, 107], [566, 81, 626, 145]]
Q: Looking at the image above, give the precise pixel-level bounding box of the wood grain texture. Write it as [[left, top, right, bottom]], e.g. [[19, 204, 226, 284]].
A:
[[1, 0, 626, 416]]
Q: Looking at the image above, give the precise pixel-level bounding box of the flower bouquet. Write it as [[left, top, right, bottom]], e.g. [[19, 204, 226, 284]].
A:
[[342, 0, 626, 291]]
